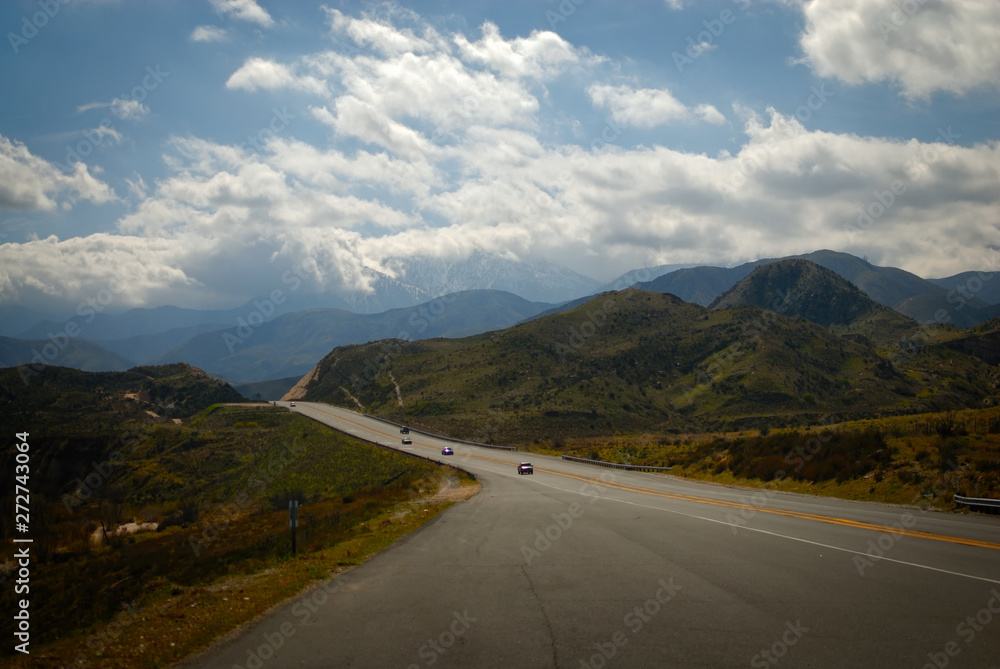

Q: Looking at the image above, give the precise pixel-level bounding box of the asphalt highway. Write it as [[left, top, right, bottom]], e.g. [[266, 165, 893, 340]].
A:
[[180, 402, 1000, 668]]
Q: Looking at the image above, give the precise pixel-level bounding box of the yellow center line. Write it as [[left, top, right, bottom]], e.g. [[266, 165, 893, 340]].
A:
[[302, 404, 1000, 552]]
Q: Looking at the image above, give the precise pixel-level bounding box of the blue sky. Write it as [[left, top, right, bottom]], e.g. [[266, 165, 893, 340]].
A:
[[1, 0, 998, 313]]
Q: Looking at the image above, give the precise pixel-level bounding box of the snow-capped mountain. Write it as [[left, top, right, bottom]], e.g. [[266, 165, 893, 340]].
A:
[[380, 250, 602, 304]]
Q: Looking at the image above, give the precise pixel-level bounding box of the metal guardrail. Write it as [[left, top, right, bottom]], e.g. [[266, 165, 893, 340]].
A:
[[561, 454, 673, 472], [954, 495, 1000, 513], [363, 414, 519, 451]]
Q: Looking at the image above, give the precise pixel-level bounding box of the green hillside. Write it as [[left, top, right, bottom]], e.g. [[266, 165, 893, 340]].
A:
[[0, 335, 134, 372], [155, 289, 551, 383], [0, 365, 459, 658], [301, 289, 999, 442]]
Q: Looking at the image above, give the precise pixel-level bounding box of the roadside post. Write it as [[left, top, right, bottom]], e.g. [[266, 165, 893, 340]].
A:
[[289, 500, 299, 555]]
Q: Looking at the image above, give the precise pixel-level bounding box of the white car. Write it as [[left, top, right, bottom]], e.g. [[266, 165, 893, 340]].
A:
[[402, 437, 412, 445]]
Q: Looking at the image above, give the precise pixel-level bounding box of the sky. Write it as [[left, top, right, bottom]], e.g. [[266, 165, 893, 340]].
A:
[[1, 0, 998, 314]]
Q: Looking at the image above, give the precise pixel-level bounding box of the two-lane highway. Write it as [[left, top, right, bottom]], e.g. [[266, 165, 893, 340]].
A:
[[181, 402, 1000, 668]]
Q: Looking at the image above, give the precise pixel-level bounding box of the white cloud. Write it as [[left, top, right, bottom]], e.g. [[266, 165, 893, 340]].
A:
[[110, 97, 150, 120], [225, 57, 328, 96], [325, 7, 441, 55], [587, 84, 723, 127], [78, 97, 150, 121], [190, 25, 228, 42], [453, 21, 583, 79], [694, 104, 726, 124], [210, 0, 274, 28], [3, 7, 998, 312], [795, 0, 1000, 100], [0, 135, 116, 211]]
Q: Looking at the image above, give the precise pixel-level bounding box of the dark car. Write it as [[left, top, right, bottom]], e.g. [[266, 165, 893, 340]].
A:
[[517, 462, 533, 475], [400, 426, 410, 434], [442, 447, 454, 455]]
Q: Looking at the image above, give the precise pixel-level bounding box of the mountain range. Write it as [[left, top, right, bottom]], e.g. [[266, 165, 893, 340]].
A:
[[293, 259, 1000, 440], [1, 250, 998, 390], [637, 250, 1000, 328]]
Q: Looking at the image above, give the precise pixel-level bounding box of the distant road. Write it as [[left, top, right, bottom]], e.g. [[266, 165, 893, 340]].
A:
[[181, 402, 1000, 668]]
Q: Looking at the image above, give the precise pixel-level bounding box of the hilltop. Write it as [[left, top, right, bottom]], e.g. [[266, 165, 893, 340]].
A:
[[299, 289, 999, 442]]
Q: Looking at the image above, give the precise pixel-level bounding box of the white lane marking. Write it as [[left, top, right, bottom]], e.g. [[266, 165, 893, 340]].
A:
[[519, 476, 1000, 586], [302, 406, 1000, 585]]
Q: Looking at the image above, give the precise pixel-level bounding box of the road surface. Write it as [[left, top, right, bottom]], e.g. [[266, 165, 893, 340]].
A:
[[180, 402, 1000, 668]]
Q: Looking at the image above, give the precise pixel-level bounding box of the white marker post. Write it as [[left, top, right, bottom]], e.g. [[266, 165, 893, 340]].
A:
[[289, 500, 299, 556]]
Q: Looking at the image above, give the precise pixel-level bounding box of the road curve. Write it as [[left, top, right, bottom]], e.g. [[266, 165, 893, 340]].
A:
[[179, 402, 1000, 669]]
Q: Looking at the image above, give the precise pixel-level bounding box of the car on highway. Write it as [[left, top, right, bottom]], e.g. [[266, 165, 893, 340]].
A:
[[289, 401, 295, 407], [402, 437, 412, 445], [517, 462, 533, 475], [400, 426, 410, 434], [441, 447, 454, 455]]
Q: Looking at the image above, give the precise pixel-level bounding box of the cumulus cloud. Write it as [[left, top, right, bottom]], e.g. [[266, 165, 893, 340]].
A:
[[587, 84, 724, 127], [210, 0, 274, 28], [0, 135, 116, 211], [77, 97, 150, 121], [3, 7, 997, 311], [225, 57, 328, 96], [453, 21, 583, 79], [190, 25, 228, 42], [795, 0, 1000, 100]]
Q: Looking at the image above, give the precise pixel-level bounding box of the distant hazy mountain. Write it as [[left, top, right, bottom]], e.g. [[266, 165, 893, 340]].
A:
[[16, 304, 243, 341], [634, 250, 1000, 328], [156, 290, 553, 383], [299, 289, 999, 440], [0, 305, 51, 337], [92, 322, 231, 364], [599, 263, 697, 293], [0, 335, 134, 372], [635, 263, 764, 306], [234, 376, 302, 402], [383, 250, 602, 304], [928, 271, 1000, 306], [710, 260, 886, 327], [709, 259, 924, 348]]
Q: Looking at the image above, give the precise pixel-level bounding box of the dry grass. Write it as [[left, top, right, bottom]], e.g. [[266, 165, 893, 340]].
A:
[[2, 482, 480, 669]]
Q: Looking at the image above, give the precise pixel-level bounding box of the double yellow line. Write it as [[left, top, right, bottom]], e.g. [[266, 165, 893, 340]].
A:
[[306, 404, 1000, 552]]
